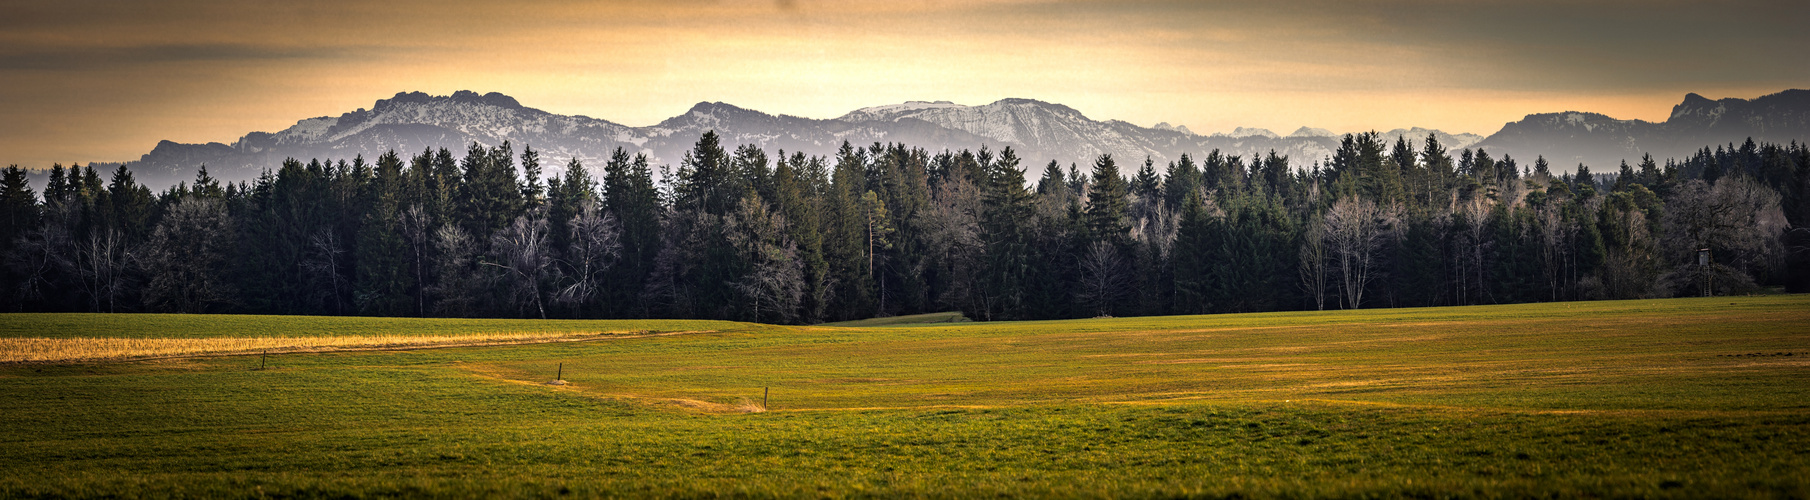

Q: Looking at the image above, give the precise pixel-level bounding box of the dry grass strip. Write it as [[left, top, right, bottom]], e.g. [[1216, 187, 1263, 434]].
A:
[[0, 331, 656, 363]]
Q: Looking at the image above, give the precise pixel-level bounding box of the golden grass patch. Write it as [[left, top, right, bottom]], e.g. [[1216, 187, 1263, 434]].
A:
[[0, 331, 625, 363]]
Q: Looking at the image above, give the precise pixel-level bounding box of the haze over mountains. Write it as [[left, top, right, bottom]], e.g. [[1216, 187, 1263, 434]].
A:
[[1476, 90, 1810, 169], [85, 89, 1810, 189]]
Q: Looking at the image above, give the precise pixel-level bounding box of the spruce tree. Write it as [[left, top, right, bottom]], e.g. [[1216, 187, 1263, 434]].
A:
[[1085, 154, 1130, 247], [353, 151, 412, 316], [602, 148, 663, 317]]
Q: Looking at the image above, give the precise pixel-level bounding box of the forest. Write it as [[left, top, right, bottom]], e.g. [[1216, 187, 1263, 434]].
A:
[[1, 131, 1807, 323]]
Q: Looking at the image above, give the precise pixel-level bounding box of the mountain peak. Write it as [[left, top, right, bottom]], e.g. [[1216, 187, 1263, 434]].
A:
[[838, 100, 970, 122], [686, 101, 753, 114], [987, 98, 1082, 115], [453, 91, 522, 109], [1153, 122, 1196, 135], [374, 90, 523, 112], [1228, 127, 1279, 139], [1288, 126, 1334, 138]]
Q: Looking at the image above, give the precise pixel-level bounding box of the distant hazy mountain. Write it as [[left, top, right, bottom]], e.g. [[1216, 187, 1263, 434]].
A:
[[1152, 122, 1195, 135], [1224, 127, 1280, 139], [1288, 127, 1335, 138], [1475, 90, 1810, 169], [1378, 128, 1484, 150], [126, 91, 641, 187], [113, 91, 1484, 189]]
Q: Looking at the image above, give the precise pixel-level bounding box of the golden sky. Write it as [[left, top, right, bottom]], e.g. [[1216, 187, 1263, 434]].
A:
[[2, 0, 1805, 168]]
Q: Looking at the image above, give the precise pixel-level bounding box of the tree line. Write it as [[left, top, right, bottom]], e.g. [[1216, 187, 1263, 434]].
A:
[[2, 131, 1807, 321]]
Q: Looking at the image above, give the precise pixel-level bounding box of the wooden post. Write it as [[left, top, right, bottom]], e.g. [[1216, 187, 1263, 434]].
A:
[[260, 350, 267, 371], [763, 386, 769, 410], [557, 362, 563, 381]]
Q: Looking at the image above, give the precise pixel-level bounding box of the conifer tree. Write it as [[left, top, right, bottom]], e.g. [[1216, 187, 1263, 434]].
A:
[[603, 148, 663, 317], [1085, 154, 1130, 247], [0, 166, 39, 259], [774, 151, 830, 322], [353, 151, 412, 316], [823, 141, 874, 319]]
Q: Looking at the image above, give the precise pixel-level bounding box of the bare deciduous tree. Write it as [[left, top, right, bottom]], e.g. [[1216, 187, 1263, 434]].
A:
[[1661, 177, 1788, 295], [300, 229, 348, 315], [429, 224, 483, 317], [727, 196, 804, 323], [921, 174, 984, 313], [1454, 198, 1493, 305], [142, 198, 237, 313], [5, 202, 72, 306], [1075, 241, 1132, 317], [489, 215, 555, 319], [554, 200, 622, 311], [1298, 217, 1329, 311], [399, 205, 433, 316], [67, 227, 132, 313], [1324, 196, 1399, 309], [1535, 201, 1569, 301]]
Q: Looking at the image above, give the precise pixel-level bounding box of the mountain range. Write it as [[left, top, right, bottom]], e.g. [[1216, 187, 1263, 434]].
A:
[[1474, 89, 1810, 169], [91, 89, 1810, 188]]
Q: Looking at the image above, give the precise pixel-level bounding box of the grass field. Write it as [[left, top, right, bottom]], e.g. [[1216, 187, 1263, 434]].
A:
[[2, 296, 1807, 498]]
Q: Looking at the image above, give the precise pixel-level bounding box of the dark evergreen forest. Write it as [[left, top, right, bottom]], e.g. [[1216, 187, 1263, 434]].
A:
[[3, 132, 1807, 322]]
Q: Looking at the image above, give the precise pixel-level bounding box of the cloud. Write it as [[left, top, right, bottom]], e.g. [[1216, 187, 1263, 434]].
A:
[[0, 43, 350, 71], [2, 0, 1805, 168]]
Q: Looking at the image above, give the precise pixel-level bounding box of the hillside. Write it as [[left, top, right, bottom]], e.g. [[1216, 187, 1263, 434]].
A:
[[1476, 89, 1810, 169]]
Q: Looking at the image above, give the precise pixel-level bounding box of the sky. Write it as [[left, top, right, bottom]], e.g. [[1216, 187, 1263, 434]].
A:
[[2, 0, 1806, 168]]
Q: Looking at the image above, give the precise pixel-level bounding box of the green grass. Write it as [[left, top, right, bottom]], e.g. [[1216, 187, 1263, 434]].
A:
[[0, 313, 747, 339], [2, 296, 1807, 498], [820, 310, 972, 327]]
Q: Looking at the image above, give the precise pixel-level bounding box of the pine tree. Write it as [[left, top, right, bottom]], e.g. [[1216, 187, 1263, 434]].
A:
[[1171, 191, 1213, 314], [0, 166, 39, 259], [1085, 154, 1130, 247], [1163, 153, 1201, 210], [823, 141, 874, 320], [676, 130, 738, 216], [457, 142, 525, 242], [603, 148, 663, 317], [977, 147, 1037, 320], [354, 151, 412, 316], [774, 152, 830, 323], [520, 145, 544, 212]]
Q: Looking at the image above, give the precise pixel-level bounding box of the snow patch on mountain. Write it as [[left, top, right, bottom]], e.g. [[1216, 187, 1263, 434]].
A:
[[840, 101, 968, 122], [1228, 127, 1279, 139], [1375, 127, 1485, 150], [272, 117, 337, 145], [1153, 122, 1196, 136], [132, 88, 1794, 192], [1288, 126, 1335, 138]]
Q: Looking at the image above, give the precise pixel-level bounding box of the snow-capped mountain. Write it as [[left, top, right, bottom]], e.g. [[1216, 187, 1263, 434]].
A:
[[1288, 127, 1335, 138], [117, 91, 1495, 189], [838, 98, 1178, 168], [833, 98, 1382, 171], [1152, 122, 1196, 135], [128, 91, 641, 185], [1225, 127, 1280, 139], [1475, 90, 1810, 169], [1378, 128, 1484, 150]]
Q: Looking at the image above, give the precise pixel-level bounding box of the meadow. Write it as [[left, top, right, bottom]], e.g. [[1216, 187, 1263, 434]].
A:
[[1, 296, 1806, 498]]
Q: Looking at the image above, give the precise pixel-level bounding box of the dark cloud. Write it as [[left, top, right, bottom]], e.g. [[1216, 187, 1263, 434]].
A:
[[0, 43, 349, 71], [982, 0, 1810, 92], [1340, 0, 1810, 90]]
